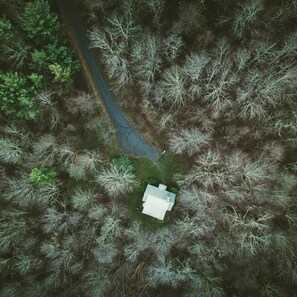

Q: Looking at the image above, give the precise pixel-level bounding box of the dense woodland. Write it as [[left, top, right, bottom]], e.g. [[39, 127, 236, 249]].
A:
[[0, 0, 297, 296]]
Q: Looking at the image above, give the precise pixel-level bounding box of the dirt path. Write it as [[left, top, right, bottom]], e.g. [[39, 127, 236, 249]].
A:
[[58, 0, 162, 162]]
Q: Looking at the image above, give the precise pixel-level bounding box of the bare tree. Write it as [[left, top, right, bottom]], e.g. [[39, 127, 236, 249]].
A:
[[2, 40, 31, 69], [67, 151, 102, 180], [234, 48, 251, 73], [158, 66, 187, 106], [162, 34, 184, 61], [96, 161, 137, 197], [96, 215, 122, 245], [151, 227, 177, 261], [169, 128, 211, 156], [178, 149, 223, 188], [90, 10, 140, 83], [147, 259, 195, 288], [31, 134, 62, 166], [13, 254, 42, 276], [185, 276, 225, 297], [88, 204, 108, 220], [140, 0, 165, 26], [226, 206, 273, 255], [124, 222, 151, 262], [92, 241, 118, 264], [233, 0, 264, 39], [4, 175, 60, 207], [204, 58, 236, 117], [71, 188, 97, 211], [176, 215, 217, 240], [83, 268, 110, 297], [0, 211, 28, 253], [236, 87, 266, 120], [42, 208, 82, 235], [179, 186, 217, 212], [0, 137, 22, 164], [64, 92, 99, 117], [89, 26, 113, 52], [173, 1, 207, 34], [184, 53, 209, 81], [183, 53, 209, 99], [89, 26, 132, 91], [131, 33, 162, 95], [106, 12, 140, 45], [50, 248, 78, 275], [35, 90, 60, 130]]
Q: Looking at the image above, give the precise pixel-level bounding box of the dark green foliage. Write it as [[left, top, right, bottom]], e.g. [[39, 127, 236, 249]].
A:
[[48, 63, 72, 85], [20, 0, 59, 44], [29, 167, 58, 185], [0, 72, 41, 119], [31, 43, 80, 73], [139, 177, 160, 190], [168, 186, 177, 194], [30, 49, 48, 73], [0, 17, 15, 45], [21, 1, 81, 84], [30, 43, 80, 86], [112, 155, 136, 171]]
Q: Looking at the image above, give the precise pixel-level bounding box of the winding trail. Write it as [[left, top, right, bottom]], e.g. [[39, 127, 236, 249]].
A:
[[58, 0, 161, 162]]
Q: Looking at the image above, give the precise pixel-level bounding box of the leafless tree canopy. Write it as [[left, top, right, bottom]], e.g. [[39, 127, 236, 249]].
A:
[[1, 0, 297, 296]]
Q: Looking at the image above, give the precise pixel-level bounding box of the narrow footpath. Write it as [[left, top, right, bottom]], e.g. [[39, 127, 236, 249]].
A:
[[58, 0, 161, 162]]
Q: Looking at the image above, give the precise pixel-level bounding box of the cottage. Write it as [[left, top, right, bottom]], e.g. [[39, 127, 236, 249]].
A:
[[142, 184, 176, 220]]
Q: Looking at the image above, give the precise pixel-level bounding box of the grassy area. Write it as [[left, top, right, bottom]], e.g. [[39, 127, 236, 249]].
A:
[[136, 153, 190, 183], [105, 141, 118, 158], [126, 152, 190, 229]]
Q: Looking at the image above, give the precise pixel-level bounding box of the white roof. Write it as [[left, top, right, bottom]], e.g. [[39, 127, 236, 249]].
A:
[[158, 184, 167, 191], [142, 184, 176, 220]]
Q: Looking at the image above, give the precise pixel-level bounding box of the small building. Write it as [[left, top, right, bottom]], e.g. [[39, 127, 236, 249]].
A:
[[142, 184, 176, 220]]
